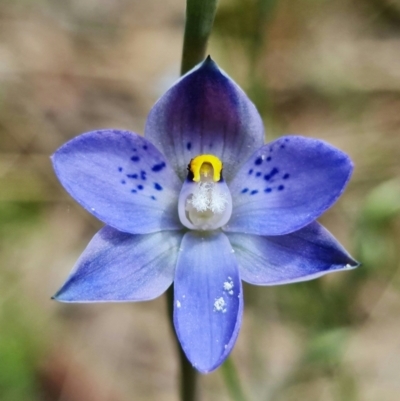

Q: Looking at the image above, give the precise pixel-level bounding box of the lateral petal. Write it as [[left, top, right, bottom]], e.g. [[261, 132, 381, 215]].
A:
[[226, 136, 353, 235], [52, 129, 182, 234], [227, 222, 359, 285], [54, 226, 183, 301]]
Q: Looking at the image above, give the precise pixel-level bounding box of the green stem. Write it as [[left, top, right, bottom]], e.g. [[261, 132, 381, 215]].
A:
[[221, 357, 249, 401], [169, 1, 219, 399], [167, 286, 198, 401], [180, 0, 219, 75]]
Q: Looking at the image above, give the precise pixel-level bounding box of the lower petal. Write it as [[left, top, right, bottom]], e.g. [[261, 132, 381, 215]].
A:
[[54, 227, 183, 302], [227, 222, 359, 285], [174, 231, 243, 373]]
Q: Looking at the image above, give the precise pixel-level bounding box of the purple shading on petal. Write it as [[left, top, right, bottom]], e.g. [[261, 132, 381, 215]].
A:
[[145, 57, 264, 182], [174, 231, 243, 373], [226, 135, 353, 236], [227, 221, 359, 285], [54, 226, 183, 302], [52, 129, 183, 234]]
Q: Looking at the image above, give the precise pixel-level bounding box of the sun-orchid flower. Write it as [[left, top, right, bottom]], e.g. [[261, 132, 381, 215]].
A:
[[52, 57, 358, 373]]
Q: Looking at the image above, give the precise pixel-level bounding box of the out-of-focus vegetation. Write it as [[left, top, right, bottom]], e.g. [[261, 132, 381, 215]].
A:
[[0, 0, 400, 400]]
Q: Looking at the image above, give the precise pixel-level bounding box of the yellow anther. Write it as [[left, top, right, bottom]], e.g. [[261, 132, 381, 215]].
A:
[[189, 154, 223, 182]]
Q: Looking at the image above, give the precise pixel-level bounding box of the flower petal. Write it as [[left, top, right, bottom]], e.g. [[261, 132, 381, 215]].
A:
[[54, 226, 183, 302], [145, 57, 264, 182], [227, 222, 359, 285], [225, 136, 353, 235], [173, 231, 243, 373], [52, 129, 183, 234]]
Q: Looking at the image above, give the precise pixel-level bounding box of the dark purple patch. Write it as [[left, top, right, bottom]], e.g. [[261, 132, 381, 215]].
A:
[[254, 156, 263, 166], [264, 188, 272, 193], [241, 188, 249, 194], [137, 185, 144, 190], [127, 174, 138, 179], [131, 155, 140, 162], [266, 156, 271, 162], [152, 162, 166, 172], [278, 185, 285, 191], [256, 172, 262, 177], [270, 167, 279, 177], [121, 180, 126, 184], [118, 167, 123, 172], [151, 195, 156, 200], [283, 173, 290, 179], [250, 190, 259, 195], [143, 145, 148, 150], [186, 142, 192, 150], [248, 169, 253, 175], [131, 189, 137, 193], [141, 170, 147, 180], [154, 183, 163, 191]]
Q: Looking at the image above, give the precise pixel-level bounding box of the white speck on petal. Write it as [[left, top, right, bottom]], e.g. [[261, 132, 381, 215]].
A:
[[261, 154, 266, 160], [223, 280, 234, 291], [214, 297, 227, 313], [345, 263, 352, 269], [176, 300, 181, 308], [224, 344, 228, 349], [91, 208, 95, 211], [182, 295, 186, 298], [229, 290, 234, 295]]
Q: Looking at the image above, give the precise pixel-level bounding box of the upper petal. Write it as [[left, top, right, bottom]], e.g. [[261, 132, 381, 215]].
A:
[[225, 136, 353, 235], [227, 221, 359, 285], [173, 231, 243, 373], [145, 57, 264, 182], [52, 129, 183, 234], [54, 226, 183, 302]]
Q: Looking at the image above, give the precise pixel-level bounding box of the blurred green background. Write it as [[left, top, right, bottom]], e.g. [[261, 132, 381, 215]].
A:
[[1, 0, 400, 400]]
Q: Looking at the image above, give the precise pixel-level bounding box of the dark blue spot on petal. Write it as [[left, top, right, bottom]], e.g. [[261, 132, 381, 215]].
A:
[[250, 190, 259, 195], [141, 170, 147, 180], [143, 145, 148, 150], [132, 148, 137, 152], [131, 156, 140, 162], [264, 188, 272, 193], [121, 180, 126, 184], [278, 185, 284, 191], [151, 196, 156, 200], [241, 188, 249, 194], [264, 174, 271, 181], [248, 169, 253, 175], [280, 144, 285, 149], [186, 142, 192, 151], [131, 189, 137, 193], [154, 183, 163, 191], [270, 167, 279, 176], [256, 172, 262, 177], [266, 156, 272, 162], [118, 167, 123, 172], [269, 147, 273, 152], [285, 138, 289, 142], [283, 173, 290, 179], [152, 162, 166, 172], [137, 185, 144, 190], [127, 174, 138, 179], [254, 157, 263, 166]]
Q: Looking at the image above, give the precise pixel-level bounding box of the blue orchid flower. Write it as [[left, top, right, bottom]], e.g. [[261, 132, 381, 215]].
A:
[[52, 57, 358, 373]]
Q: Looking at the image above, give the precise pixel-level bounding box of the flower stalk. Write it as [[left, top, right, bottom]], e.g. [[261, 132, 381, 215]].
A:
[[181, 0, 219, 75]]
